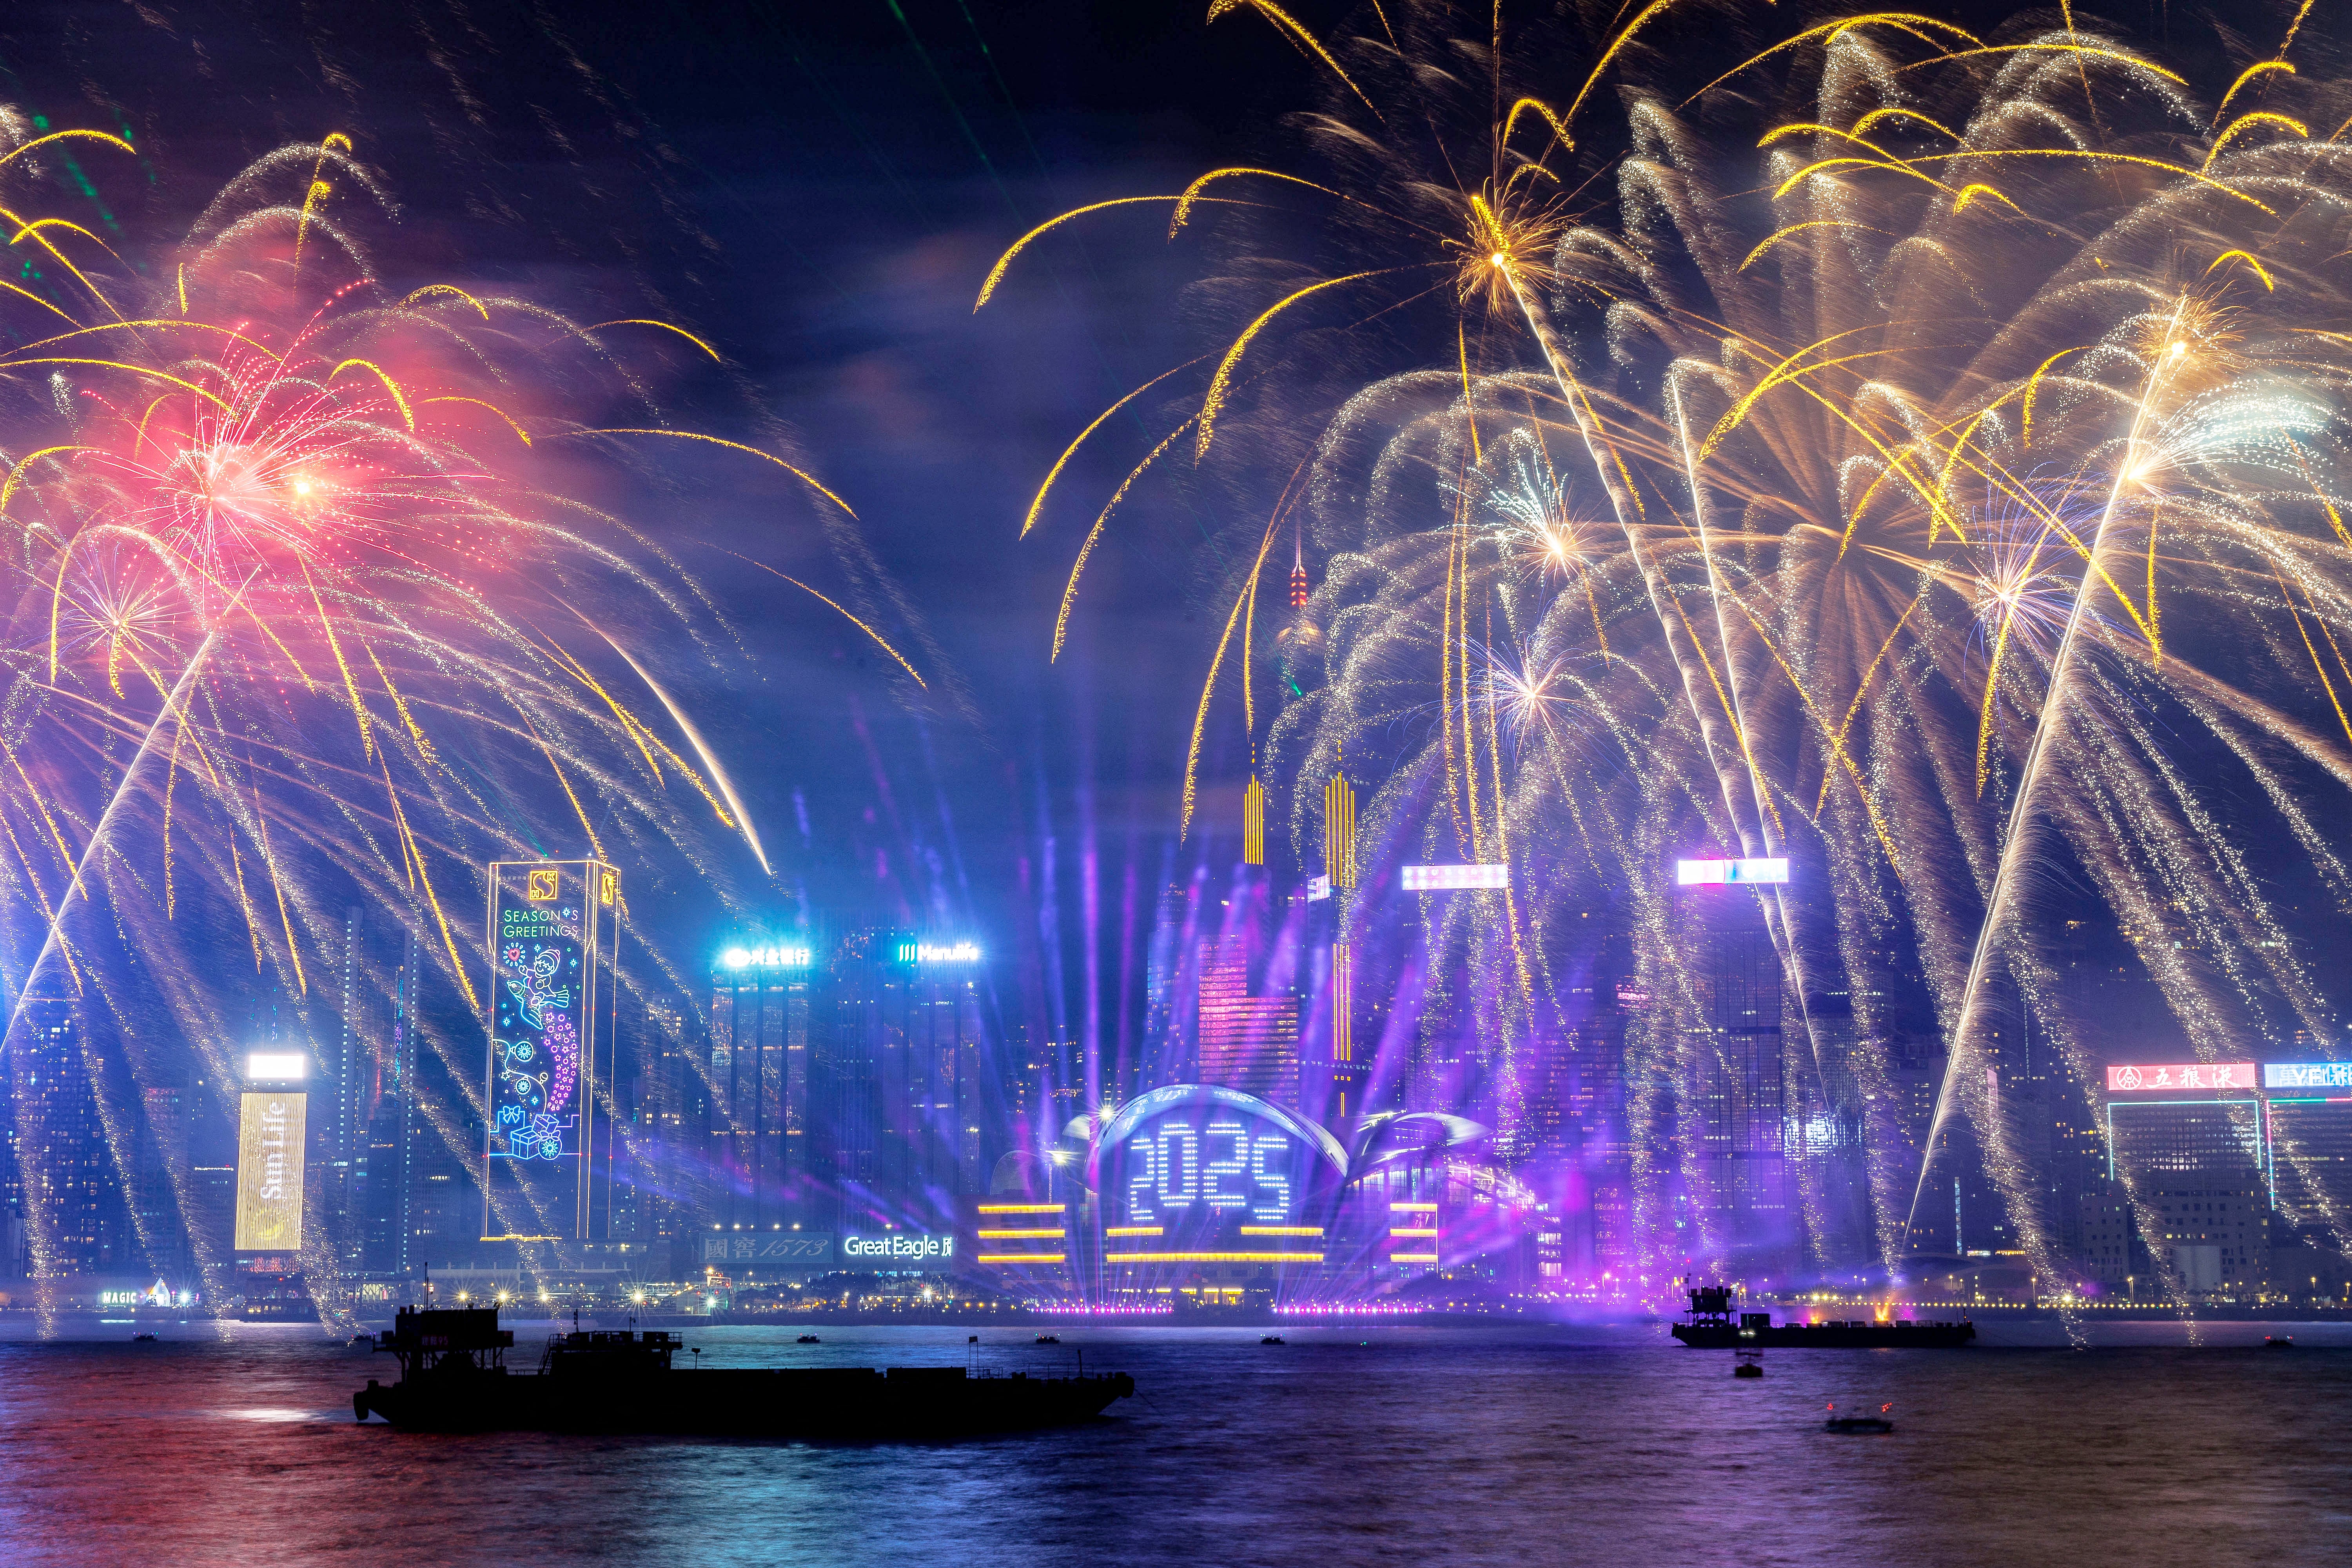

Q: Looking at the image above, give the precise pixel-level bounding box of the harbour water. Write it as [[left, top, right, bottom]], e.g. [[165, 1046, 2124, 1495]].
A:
[[2, 1318, 2347, 1566]]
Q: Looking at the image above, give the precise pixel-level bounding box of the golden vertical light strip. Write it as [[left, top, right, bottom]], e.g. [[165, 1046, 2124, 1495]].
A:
[[1324, 774, 1357, 888]]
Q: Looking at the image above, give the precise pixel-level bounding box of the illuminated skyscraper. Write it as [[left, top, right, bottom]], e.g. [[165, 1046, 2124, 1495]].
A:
[[1680, 885, 1793, 1269], [328, 906, 371, 1270], [830, 932, 989, 1225], [1196, 930, 1299, 1110], [481, 857, 621, 1247], [705, 940, 818, 1233], [704, 929, 994, 1237], [5, 987, 112, 1276], [365, 922, 425, 1276]]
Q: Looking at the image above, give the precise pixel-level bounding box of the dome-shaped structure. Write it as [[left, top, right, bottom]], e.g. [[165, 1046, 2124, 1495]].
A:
[[1346, 1111, 1489, 1181], [988, 1149, 1049, 1198]]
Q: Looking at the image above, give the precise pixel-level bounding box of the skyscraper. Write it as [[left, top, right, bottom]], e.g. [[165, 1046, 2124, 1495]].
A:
[[1196, 930, 1300, 1109], [706, 940, 819, 1233], [7, 987, 113, 1276]]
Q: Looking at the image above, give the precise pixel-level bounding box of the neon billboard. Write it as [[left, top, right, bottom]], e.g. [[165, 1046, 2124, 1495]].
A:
[[898, 940, 980, 963], [842, 1232, 955, 1264], [2105, 1062, 2256, 1092], [2263, 1062, 2352, 1091], [484, 858, 620, 1240], [1677, 858, 1789, 885], [1401, 863, 1508, 891], [720, 944, 811, 969], [234, 1091, 306, 1252]]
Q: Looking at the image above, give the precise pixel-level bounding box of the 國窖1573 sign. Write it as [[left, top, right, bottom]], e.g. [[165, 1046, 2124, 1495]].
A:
[[1677, 858, 1789, 885], [2105, 1062, 2256, 1093], [483, 859, 620, 1241]]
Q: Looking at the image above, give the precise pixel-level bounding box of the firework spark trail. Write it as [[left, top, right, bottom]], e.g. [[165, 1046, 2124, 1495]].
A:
[[1906, 302, 2194, 1275]]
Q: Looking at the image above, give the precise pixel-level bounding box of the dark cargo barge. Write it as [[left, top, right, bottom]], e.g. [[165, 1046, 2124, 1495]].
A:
[[1670, 1287, 1976, 1348], [354, 1307, 1133, 1436]]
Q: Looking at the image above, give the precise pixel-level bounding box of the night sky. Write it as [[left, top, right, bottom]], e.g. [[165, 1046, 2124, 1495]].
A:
[[0, 0, 1322, 1013], [0, 0, 2309, 1043]]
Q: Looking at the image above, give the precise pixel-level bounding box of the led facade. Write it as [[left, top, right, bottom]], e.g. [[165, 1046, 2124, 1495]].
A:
[[722, 944, 811, 969], [1675, 858, 1790, 885], [234, 1091, 307, 1253], [483, 858, 621, 1241], [1092, 1085, 1349, 1284], [2263, 1062, 2352, 1091], [842, 1230, 956, 1264], [2105, 1062, 2257, 1092], [1400, 863, 1509, 891]]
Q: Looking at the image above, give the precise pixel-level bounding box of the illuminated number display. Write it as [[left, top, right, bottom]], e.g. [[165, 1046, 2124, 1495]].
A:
[[1094, 1085, 1347, 1246], [1123, 1119, 1295, 1224], [484, 859, 619, 1239]]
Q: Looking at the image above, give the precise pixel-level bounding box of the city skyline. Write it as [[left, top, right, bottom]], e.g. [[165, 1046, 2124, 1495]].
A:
[[3, 0, 2352, 1338]]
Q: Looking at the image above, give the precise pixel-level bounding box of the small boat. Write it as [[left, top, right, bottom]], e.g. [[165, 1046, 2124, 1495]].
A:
[[1260, 1335, 1285, 1345], [1732, 1349, 1762, 1379], [131, 1332, 158, 1343], [1036, 1334, 1061, 1344], [2264, 1335, 2294, 1350], [1823, 1402, 1894, 1434], [796, 1334, 821, 1344], [350, 1333, 374, 1347]]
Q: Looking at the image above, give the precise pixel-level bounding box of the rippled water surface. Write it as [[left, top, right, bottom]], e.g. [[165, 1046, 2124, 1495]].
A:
[[2, 1317, 2347, 1566]]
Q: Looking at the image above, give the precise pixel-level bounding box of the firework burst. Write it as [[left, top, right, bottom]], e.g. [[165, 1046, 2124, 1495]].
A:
[[0, 122, 920, 1329], [990, 1, 2352, 1315]]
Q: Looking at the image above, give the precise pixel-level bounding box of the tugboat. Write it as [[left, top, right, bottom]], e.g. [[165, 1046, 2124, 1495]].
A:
[[1671, 1287, 1974, 1348], [354, 1307, 1132, 1436]]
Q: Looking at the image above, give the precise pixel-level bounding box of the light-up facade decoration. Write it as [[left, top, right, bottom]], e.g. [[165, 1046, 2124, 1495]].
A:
[[1388, 1201, 1439, 1266], [234, 1091, 307, 1253], [246, 1051, 308, 1080], [2263, 1062, 2352, 1091], [1675, 858, 1790, 885], [1400, 863, 1508, 891], [2105, 1062, 2257, 1092], [974, 1201, 1073, 1268], [1092, 1085, 1350, 1282], [483, 858, 620, 1241], [1243, 776, 1266, 866], [1324, 775, 1357, 889], [1306, 875, 1332, 902]]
